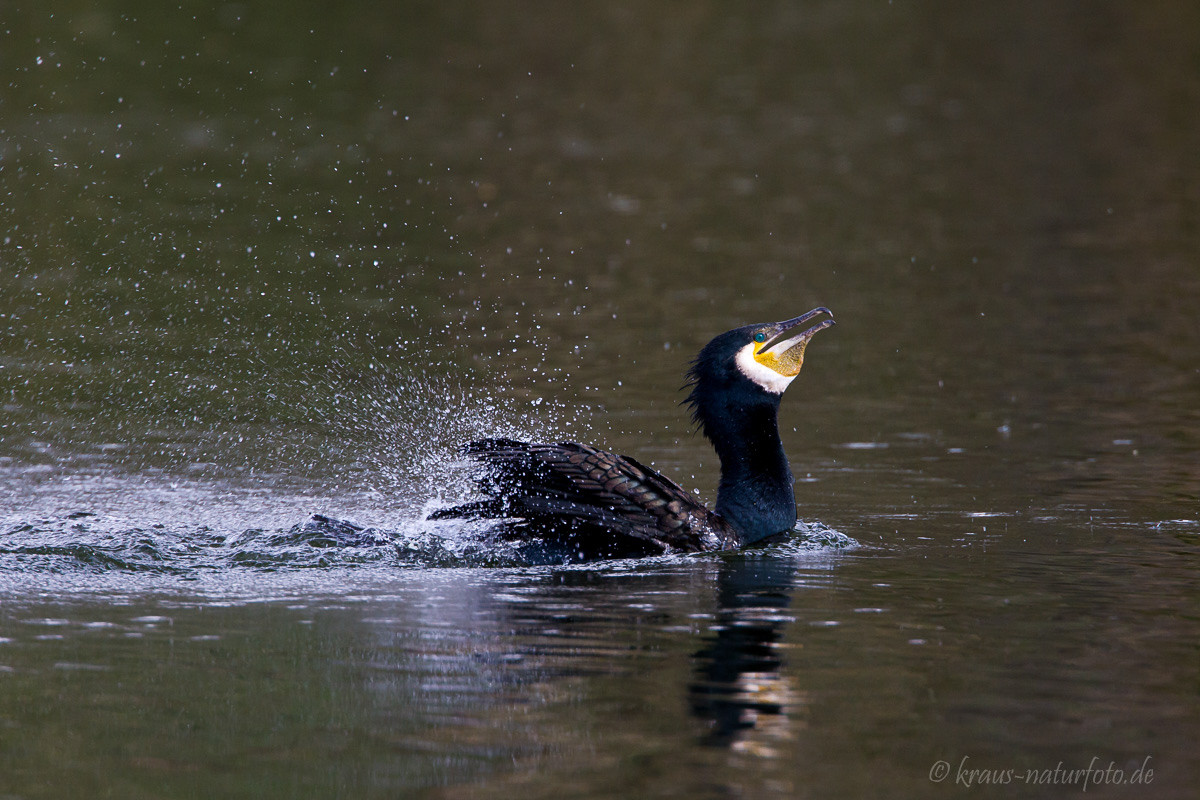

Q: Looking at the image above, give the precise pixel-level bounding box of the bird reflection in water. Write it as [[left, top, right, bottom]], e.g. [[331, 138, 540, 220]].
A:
[[689, 556, 804, 757]]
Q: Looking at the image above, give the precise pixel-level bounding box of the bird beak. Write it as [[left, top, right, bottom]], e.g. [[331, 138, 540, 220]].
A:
[[759, 307, 835, 354], [753, 307, 835, 378]]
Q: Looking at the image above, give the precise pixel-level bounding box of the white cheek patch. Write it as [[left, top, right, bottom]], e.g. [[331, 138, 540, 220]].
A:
[[735, 342, 796, 395]]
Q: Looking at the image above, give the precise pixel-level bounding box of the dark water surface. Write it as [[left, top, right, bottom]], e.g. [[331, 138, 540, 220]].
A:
[[3, 2, 1199, 797]]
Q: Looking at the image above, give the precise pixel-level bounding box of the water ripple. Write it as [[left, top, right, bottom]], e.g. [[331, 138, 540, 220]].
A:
[[0, 511, 857, 588]]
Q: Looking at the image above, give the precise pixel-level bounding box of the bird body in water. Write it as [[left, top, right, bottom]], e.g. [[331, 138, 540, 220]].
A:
[[429, 307, 835, 561]]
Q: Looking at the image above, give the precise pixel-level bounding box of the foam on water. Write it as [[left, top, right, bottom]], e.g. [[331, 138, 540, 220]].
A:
[[1, 502, 859, 592]]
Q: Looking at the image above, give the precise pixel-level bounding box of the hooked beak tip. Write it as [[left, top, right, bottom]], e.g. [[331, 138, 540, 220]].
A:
[[760, 307, 835, 352]]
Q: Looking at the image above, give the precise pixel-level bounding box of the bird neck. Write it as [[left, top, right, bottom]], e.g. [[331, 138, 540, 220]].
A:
[[705, 399, 796, 544]]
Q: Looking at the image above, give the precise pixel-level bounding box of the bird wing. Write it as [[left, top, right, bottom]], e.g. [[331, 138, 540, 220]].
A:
[[439, 438, 738, 553]]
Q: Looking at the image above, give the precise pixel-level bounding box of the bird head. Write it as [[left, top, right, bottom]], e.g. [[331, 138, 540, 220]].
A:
[[684, 307, 835, 432], [736, 307, 835, 394]]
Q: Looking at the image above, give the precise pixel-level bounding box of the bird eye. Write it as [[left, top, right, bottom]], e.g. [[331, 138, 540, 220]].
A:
[[753, 332, 766, 343]]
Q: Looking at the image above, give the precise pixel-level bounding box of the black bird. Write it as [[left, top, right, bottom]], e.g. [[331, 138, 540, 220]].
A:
[[429, 307, 835, 561]]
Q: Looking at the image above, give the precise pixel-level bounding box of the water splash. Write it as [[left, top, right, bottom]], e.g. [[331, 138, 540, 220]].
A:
[[271, 355, 574, 506], [786, 520, 859, 550], [0, 506, 860, 588], [0, 302, 856, 584]]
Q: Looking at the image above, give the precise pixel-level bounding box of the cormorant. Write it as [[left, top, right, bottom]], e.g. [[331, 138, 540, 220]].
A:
[[429, 307, 835, 561]]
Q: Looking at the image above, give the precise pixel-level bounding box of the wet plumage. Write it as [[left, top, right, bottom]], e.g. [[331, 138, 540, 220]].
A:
[[429, 438, 737, 559], [429, 308, 835, 561]]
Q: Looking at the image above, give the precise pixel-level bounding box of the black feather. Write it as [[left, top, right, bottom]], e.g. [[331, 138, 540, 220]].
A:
[[430, 438, 739, 558], [428, 309, 833, 560]]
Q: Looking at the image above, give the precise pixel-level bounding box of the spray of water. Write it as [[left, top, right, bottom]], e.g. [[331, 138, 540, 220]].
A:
[[276, 352, 576, 514]]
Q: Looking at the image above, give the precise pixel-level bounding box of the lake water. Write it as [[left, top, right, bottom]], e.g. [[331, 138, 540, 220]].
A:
[[2, 2, 1198, 797]]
